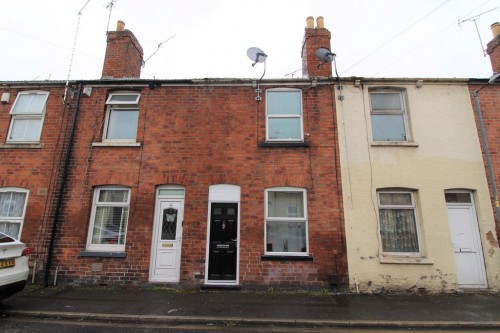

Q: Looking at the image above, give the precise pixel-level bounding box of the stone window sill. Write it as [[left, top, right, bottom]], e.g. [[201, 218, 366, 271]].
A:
[[380, 256, 433, 265], [80, 251, 126, 258], [92, 142, 141, 147], [259, 141, 310, 148], [0, 143, 43, 149], [261, 255, 313, 261], [370, 141, 419, 148]]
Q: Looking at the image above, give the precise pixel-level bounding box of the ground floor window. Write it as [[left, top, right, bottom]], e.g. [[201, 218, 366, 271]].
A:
[[265, 187, 308, 255], [86, 187, 130, 252], [377, 190, 420, 254], [0, 188, 28, 239]]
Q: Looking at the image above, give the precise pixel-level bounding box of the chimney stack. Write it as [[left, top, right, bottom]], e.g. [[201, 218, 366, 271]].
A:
[[102, 20, 144, 79], [302, 16, 332, 78], [486, 22, 500, 73]]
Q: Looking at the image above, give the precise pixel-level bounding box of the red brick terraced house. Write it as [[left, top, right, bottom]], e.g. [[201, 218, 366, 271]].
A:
[[0, 17, 348, 288], [469, 22, 500, 242]]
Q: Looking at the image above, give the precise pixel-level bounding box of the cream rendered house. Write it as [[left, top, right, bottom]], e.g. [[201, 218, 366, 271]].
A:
[[337, 78, 500, 292]]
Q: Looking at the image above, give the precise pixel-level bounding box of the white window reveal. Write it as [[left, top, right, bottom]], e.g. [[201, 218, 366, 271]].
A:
[[370, 90, 409, 142], [0, 188, 29, 239], [86, 187, 130, 252], [266, 89, 303, 141], [104, 92, 141, 142], [265, 187, 308, 255], [7, 91, 49, 143], [377, 191, 421, 254]]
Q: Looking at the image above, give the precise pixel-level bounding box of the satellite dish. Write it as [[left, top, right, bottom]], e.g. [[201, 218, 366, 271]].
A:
[[247, 47, 268, 67], [315, 47, 335, 64]]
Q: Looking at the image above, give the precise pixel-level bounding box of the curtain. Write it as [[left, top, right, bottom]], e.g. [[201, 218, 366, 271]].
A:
[[379, 209, 419, 252], [92, 190, 128, 245], [0, 192, 26, 217]]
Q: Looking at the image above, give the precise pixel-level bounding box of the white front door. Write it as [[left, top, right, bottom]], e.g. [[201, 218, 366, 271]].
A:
[[446, 192, 487, 289], [149, 199, 184, 282]]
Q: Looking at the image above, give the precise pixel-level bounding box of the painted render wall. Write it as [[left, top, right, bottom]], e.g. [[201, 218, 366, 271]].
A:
[[336, 80, 500, 292]]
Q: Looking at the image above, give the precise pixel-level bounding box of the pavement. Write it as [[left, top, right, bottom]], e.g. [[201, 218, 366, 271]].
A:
[[1, 285, 500, 330]]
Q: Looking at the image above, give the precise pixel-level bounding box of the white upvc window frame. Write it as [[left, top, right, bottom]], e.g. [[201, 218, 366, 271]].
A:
[[103, 92, 141, 143], [86, 187, 131, 252], [0, 187, 29, 240], [377, 190, 422, 256], [7, 91, 49, 143], [369, 89, 410, 142], [264, 187, 309, 256], [265, 88, 304, 142]]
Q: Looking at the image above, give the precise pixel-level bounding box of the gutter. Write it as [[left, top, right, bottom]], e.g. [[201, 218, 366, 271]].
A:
[[43, 83, 83, 286]]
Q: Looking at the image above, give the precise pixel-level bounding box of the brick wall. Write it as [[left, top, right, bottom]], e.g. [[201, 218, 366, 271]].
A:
[[0, 85, 73, 280], [51, 82, 347, 287]]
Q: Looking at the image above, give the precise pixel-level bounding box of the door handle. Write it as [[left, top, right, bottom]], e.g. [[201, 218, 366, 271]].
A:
[[231, 239, 237, 242], [459, 248, 473, 252]]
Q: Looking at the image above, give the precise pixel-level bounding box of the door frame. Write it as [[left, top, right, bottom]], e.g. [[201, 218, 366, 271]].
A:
[[204, 184, 240, 286], [445, 190, 488, 289], [149, 185, 185, 283]]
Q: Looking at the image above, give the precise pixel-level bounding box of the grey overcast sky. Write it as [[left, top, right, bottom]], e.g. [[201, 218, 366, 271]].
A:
[[1, 0, 499, 81]]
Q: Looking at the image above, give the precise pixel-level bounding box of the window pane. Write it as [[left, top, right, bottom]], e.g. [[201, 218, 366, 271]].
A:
[[158, 189, 185, 196], [370, 93, 402, 110], [12, 94, 47, 114], [0, 222, 21, 239], [107, 94, 140, 104], [9, 118, 42, 141], [161, 208, 177, 240], [445, 192, 471, 203], [268, 191, 304, 218], [106, 109, 139, 140], [268, 118, 301, 140], [267, 91, 301, 115], [98, 190, 128, 203], [266, 221, 306, 253], [371, 114, 406, 141], [379, 193, 412, 206], [0, 192, 27, 217], [92, 206, 128, 245], [379, 209, 419, 252]]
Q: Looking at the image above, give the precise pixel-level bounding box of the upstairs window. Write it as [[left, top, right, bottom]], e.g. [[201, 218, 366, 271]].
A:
[[86, 187, 130, 252], [370, 90, 409, 141], [266, 89, 303, 141], [7, 91, 49, 143], [103, 92, 140, 142], [265, 187, 308, 255], [0, 188, 29, 239], [377, 190, 420, 254]]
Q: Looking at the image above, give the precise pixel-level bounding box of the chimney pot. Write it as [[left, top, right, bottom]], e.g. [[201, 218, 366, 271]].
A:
[[306, 16, 314, 29], [316, 16, 325, 29], [117, 20, 125, 31], [491, 22, 500, 38]]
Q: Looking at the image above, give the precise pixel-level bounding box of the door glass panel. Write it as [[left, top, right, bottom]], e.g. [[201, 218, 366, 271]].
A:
[[161, 208, 177, 240], [445, 193, 471, 203], [159, 189, 185, 196], [213, 207, 222, 216], [227, 207, 235, 216]]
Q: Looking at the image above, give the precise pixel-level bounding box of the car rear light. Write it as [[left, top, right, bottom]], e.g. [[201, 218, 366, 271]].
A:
[[22, 247, 30, 257]]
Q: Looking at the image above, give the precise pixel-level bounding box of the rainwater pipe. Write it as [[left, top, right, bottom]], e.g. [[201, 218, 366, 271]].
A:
[[43, 83, 83, 287], [473, 78, 500, 229]]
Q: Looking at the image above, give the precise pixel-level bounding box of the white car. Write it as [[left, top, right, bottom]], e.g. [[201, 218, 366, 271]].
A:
[[0, 232, 30, 299]]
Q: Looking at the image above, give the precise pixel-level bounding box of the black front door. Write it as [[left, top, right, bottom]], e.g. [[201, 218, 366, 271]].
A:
[[208, 203, 238, 281]]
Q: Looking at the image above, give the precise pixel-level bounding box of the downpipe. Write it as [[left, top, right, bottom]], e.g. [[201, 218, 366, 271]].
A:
[[43, 83, 83, 287]]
